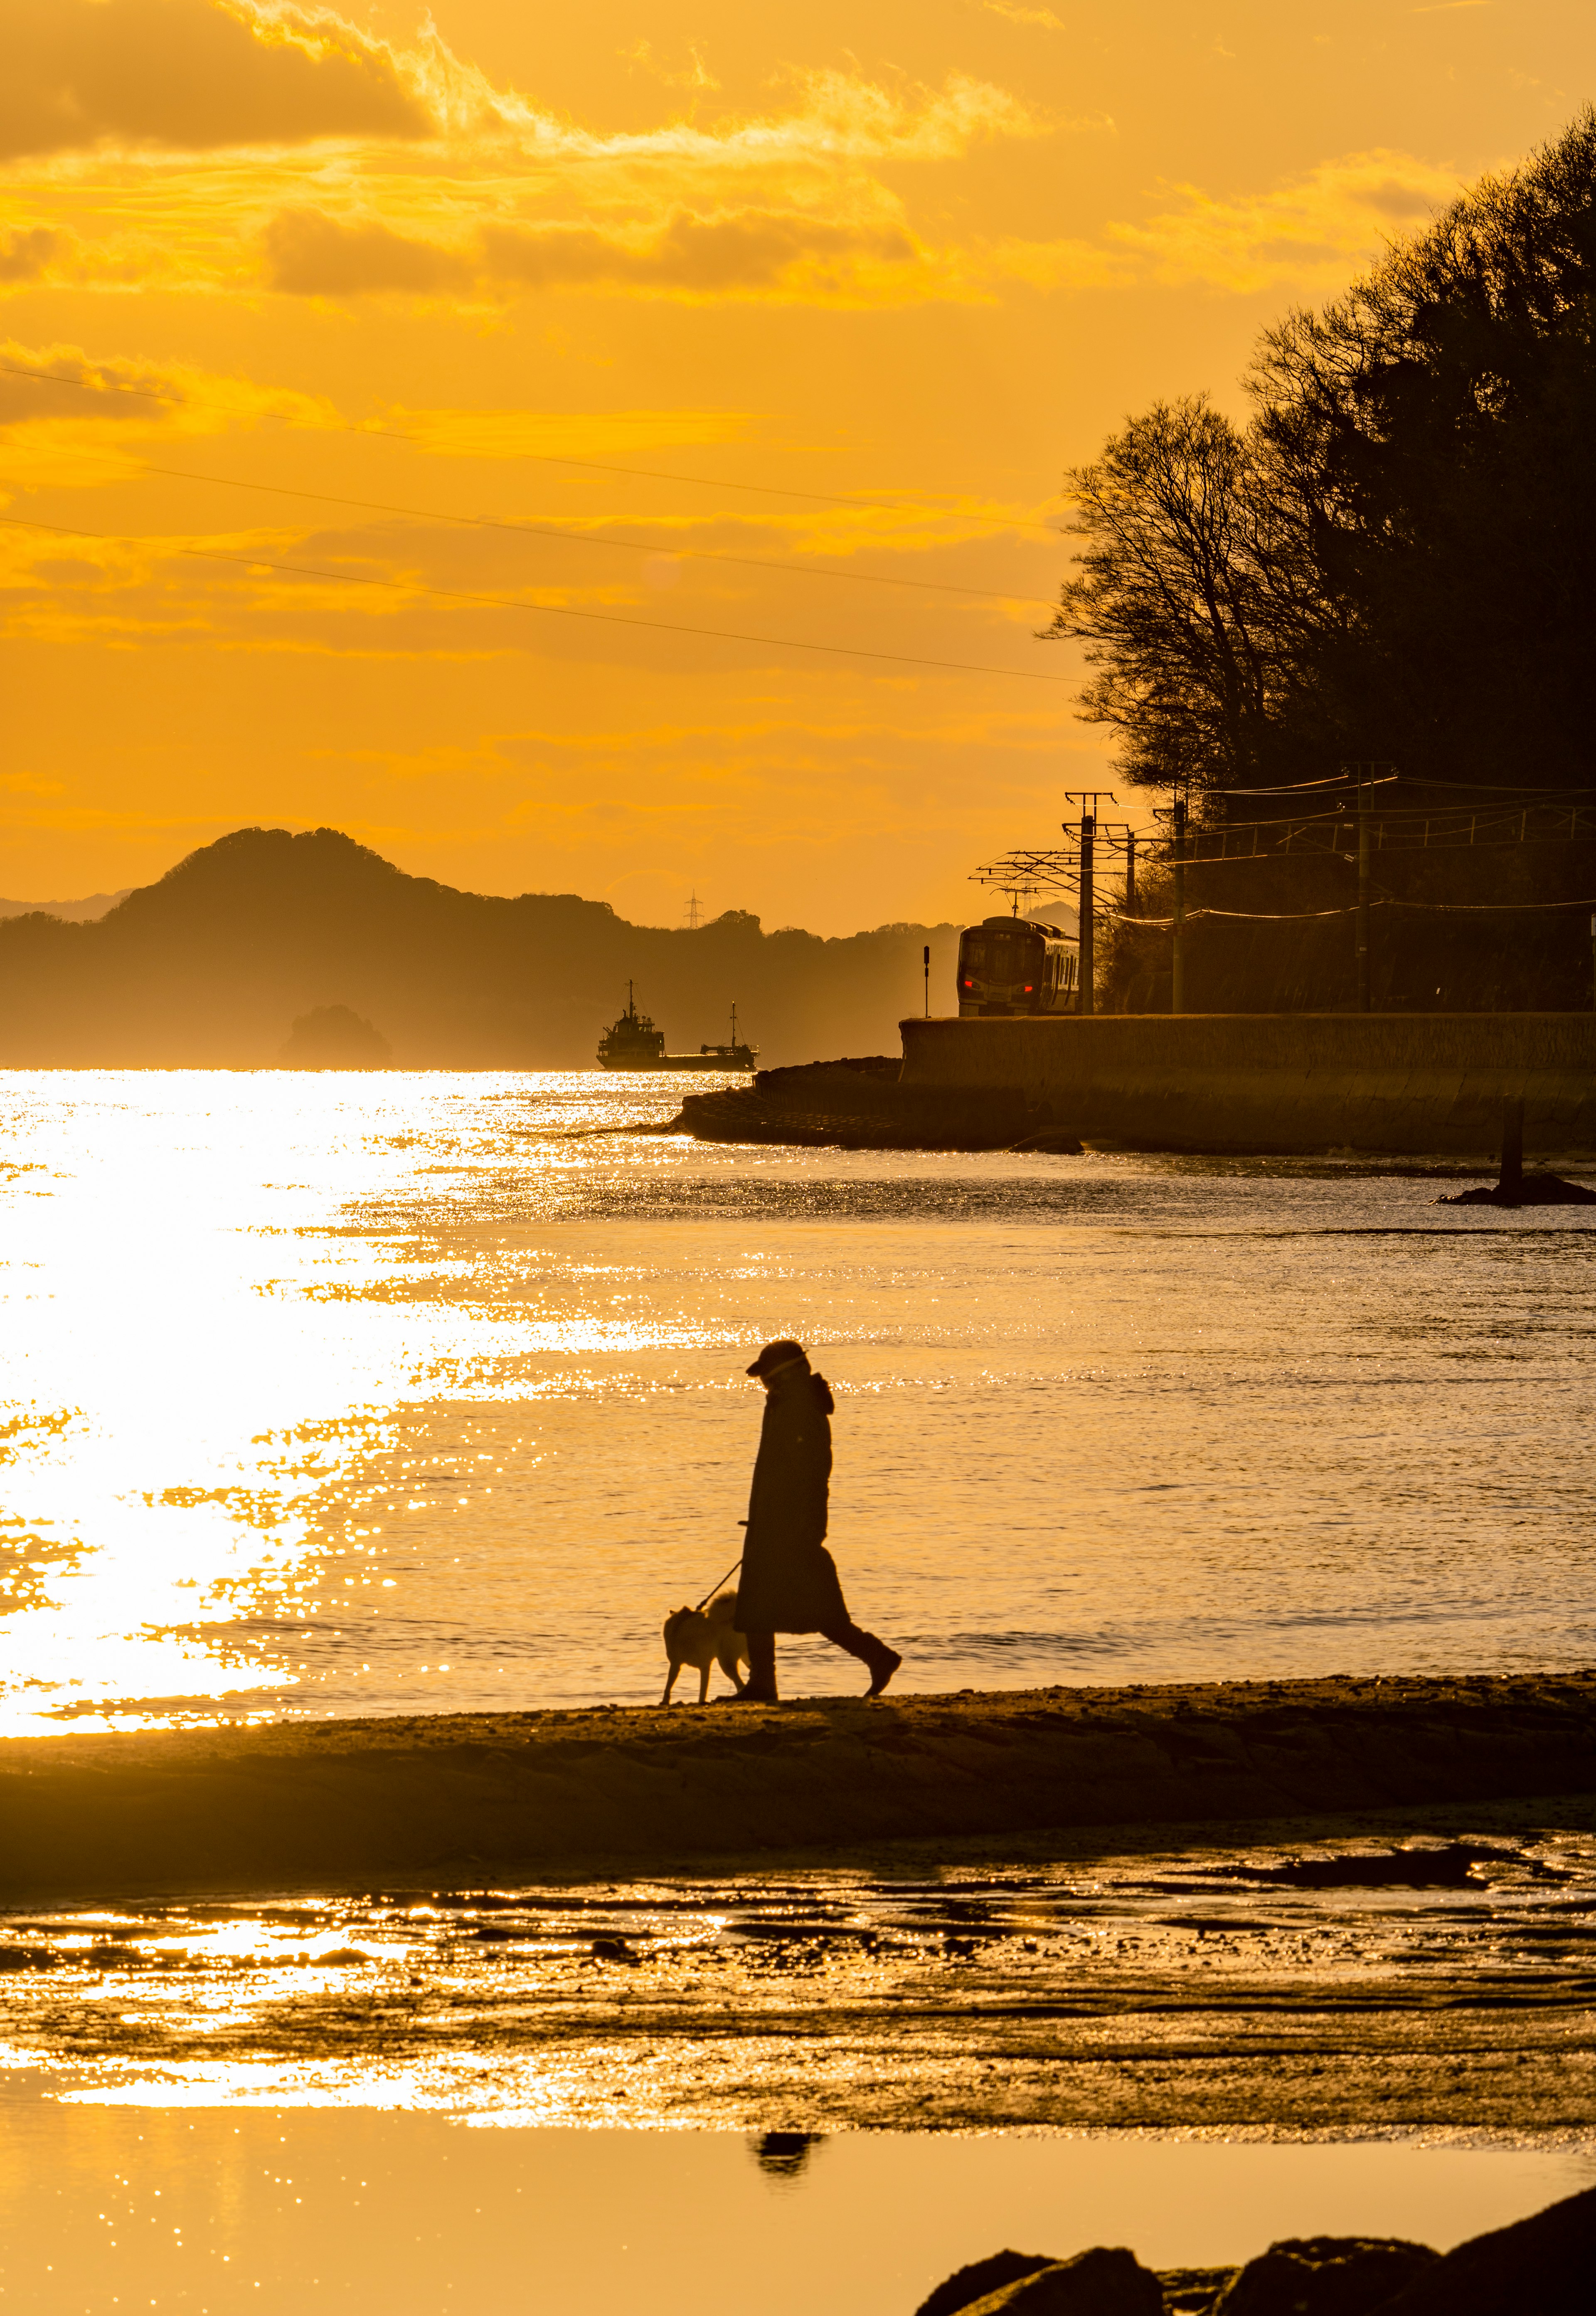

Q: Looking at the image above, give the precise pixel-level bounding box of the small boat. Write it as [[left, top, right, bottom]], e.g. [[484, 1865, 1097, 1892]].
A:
[[597, 986, 758, 1071]]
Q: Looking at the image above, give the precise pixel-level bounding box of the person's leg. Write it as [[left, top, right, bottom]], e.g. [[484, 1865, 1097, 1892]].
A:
[[740, 1629, 779, 1702], [817, 1618, 902, 1697]]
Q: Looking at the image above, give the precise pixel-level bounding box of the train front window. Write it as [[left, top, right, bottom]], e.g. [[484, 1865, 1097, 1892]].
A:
[[985, 934, 1036, 982]]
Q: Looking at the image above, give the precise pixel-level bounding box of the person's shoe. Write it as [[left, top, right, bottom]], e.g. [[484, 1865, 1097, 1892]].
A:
[[864, 1644, 902, 1699], [730, 1685, 781, 1705]]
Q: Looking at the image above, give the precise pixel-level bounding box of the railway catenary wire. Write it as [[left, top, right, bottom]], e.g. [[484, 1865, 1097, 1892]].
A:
[[102, 456, 1059, 611], [0, 513, 1076, 687], [0, 358, 1063, 540]]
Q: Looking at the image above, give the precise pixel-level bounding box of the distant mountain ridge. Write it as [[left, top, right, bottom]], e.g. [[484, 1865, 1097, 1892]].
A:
[[0, 889, 131, 922], [0, 827, 960, 1068]]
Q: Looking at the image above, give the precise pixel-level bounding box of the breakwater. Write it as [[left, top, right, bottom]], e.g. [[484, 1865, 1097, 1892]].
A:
[[898, 1012, 1596, 1154], [677, 1015, 1596, 1156]]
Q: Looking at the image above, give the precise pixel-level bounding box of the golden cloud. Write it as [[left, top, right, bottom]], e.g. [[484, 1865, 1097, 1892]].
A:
[[263, 207, 473, 296], [0, 338, 325, 426], [0, 224, 61, 281], [982, 2, 1065, 27], [0, 1, 1054, 314], [258, 197, 1091, 308], [1108, 149, 1464, 290], [482, 209, 917, 292], [0, 0, 441, 161], [0, 338, 335, 496]]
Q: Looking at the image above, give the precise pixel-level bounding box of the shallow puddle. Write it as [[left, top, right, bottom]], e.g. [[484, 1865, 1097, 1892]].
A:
[[0, 2104, 1590, 2316]]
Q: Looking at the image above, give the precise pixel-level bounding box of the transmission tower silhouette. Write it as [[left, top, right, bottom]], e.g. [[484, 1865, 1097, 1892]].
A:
[[684, 890, 703, 929]]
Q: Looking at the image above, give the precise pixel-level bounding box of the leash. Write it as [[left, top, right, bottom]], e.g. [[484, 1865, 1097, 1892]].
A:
[[693, 1527, 746, 1614]]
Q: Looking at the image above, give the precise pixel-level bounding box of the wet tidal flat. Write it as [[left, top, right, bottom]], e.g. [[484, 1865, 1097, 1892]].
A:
[[5, 1801, 1594, 2138]]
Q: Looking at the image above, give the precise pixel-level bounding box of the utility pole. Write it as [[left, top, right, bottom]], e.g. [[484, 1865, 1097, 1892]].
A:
[[1355, 767, 1371, 1012], [1341, 761, 1396, 1011], [1124, 830, 1137, 915], [1171, 794, 1187, 1014], [1064, 792, 1116, 1018], [923, 943, 931, 1018], [1079, 808, 1094, 1014]]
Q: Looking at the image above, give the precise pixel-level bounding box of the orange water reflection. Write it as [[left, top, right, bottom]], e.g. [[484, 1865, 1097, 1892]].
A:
[[4, 1069, 1596, 1733]]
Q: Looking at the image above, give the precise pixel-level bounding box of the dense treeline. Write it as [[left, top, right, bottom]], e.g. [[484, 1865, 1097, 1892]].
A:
[[0, 827, 958, 1067], [1047, 112, 1596, 1009], [1047, 110, 1596, 799]]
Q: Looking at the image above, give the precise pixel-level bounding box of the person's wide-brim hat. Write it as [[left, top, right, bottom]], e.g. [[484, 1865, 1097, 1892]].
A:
[[746, 1339, 808, 1378]]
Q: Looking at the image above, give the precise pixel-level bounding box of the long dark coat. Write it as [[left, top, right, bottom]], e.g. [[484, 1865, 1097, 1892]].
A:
[[734, 1365, 849, 1633]]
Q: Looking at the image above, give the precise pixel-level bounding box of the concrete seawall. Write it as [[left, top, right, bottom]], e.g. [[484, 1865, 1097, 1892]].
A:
[[899, 1012, 1596, 1155]]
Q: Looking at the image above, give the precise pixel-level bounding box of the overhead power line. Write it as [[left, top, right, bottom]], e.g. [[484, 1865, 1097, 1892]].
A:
[[121, 458, 1057, 610], [0, 513, 1075, 686], [1118, 895, 1596, 925], [0, 358, 1062, 539]]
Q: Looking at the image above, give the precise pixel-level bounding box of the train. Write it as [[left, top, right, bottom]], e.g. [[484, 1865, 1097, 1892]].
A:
[[956, 915, 1080, 1016]]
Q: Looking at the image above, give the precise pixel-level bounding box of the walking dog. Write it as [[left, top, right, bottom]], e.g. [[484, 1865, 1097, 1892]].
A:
[[660, 1589, 749, 1704]]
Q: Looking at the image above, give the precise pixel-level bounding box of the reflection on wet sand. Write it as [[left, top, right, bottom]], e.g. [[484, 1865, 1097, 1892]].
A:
[[4, 1805, 1591, 2135], [0, 2110, 1586, 2316]]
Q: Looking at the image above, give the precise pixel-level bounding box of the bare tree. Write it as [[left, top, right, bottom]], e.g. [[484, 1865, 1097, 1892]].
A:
[[1040, 395, 1293, 791]]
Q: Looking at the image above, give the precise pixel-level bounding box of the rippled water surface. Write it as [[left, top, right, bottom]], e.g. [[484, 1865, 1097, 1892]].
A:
[[2, 1070, 1593, 1733]]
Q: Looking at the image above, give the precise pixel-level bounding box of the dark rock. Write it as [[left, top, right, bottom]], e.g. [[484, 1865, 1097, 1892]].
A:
[[1212, 2237, 1436, 2314], [279, 1002, 391, 1068], [1214, 1843, 1496, 1891], [960, 2247, 1165, 2314], [1370, 2185, 1596, 2314], [1437, 1172, 1596, 1206], [916, 2250, 1057, 2316], [677, 1059, 1041, 1151], [1157, 2270, 1239, 2314]]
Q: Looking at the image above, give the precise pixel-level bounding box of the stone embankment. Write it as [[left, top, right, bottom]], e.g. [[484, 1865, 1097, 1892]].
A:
[[914, 2184, 1594, 2314], [898, 1011, 1596, 1157], [2, 1669, 1591, 1902]]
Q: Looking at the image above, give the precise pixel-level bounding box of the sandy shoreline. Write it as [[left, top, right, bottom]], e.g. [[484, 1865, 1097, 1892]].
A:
[[2, 1670, 1592, 1903]]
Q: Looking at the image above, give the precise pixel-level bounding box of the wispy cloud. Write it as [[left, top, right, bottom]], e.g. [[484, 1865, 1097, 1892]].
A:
[[0, 1, 1058, 313], [1107, 149, 1463, 291], [982, 2, 1065, 29]]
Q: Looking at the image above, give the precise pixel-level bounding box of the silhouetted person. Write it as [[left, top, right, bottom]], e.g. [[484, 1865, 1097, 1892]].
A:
[[734, 1339, 901, 1704]]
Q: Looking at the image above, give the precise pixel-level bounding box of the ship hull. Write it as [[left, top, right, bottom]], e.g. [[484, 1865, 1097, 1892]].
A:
[[601, 1053, 755, 1072]]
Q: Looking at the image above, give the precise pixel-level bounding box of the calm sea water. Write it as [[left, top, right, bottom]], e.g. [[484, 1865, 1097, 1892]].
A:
[[2, 1070, 1593, 1734]]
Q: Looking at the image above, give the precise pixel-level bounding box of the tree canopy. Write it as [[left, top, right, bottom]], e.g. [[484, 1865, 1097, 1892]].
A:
[[1046, 108, 1596, 799]]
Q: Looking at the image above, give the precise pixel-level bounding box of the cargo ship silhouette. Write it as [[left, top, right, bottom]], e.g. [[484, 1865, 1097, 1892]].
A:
[[597, 984, 758, 1071]]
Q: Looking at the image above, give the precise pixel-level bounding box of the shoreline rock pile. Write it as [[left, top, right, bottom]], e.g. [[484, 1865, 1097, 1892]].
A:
[[913, 2185, 1594, 2314]]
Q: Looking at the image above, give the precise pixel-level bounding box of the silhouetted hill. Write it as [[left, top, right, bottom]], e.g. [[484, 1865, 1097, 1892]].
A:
[[0, 828, 961, 1068]]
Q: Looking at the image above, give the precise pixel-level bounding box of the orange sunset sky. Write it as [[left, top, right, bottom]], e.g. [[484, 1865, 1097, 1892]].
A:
[[2, 0, 1592, 932]]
